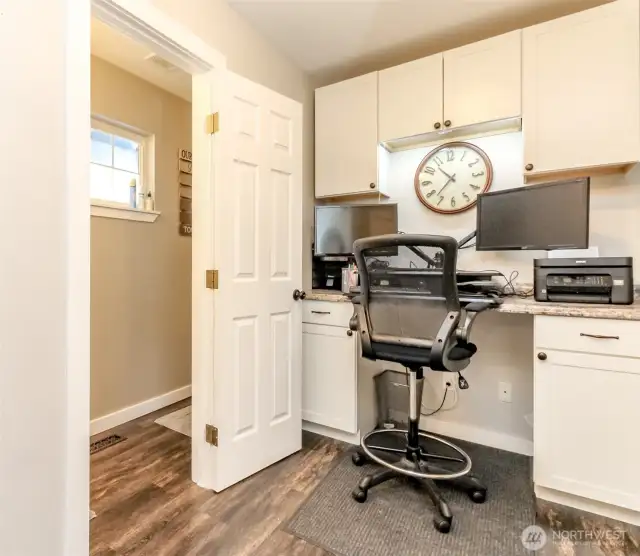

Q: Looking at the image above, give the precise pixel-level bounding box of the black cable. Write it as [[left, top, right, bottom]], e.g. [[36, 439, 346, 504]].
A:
[[480, 269, 534, 298], [421, 388, 448, 417]]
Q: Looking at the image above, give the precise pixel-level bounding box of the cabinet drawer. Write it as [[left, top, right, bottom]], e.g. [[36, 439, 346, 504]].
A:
[[303, 300, 354, 327], [535, 315, 640, 358]]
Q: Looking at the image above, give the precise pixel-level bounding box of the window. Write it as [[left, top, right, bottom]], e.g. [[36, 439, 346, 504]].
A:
[[90, 118, 158, 222]]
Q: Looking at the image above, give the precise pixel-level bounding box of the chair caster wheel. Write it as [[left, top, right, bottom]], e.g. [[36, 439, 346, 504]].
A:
[[469, 489, 487, 504], [352, 452, 366, 467], [433, 517, 452, 534], [352, 488, 367, 503]]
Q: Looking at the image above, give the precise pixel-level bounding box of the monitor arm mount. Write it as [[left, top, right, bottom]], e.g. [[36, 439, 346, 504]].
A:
[[458, 230, 477, 249]]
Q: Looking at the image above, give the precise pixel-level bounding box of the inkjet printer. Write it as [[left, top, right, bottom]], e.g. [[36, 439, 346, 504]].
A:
[[534, 257, 633, 305]]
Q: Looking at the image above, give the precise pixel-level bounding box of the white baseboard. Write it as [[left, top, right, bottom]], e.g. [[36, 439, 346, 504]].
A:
[[413, 413, 534, 456], [90, 385, 191, 436], [302, 420, 362, 446], [535, 485, 640, 527]]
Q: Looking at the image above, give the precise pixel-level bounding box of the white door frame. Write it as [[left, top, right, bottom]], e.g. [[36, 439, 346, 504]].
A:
[[68, 1, 226, 553]]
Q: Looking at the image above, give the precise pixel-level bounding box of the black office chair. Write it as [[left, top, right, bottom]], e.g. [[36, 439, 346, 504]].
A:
[[349, 234, 495, 534]]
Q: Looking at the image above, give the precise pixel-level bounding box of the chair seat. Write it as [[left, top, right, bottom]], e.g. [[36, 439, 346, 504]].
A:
[[371, 341, 477, 368]]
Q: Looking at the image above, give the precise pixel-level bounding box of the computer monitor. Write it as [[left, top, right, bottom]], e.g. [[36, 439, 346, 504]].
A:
[[476, 178, 590, 251]]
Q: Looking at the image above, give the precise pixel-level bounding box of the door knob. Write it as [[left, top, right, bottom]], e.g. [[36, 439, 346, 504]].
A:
[[434, 122, 441, 130], [369, 182, 376, 189], [347, 330, 353, 336], [444, 120, 452, 127], [293, 289, 306, 301], [525, 163, 534, 171], [537, 352, 547, 361]]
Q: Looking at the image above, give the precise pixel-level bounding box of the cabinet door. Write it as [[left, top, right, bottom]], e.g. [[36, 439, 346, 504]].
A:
[[315, 73, 378, 198], [534, 349, 640, 511], [378, 54, 443, 142], [443, 30, 521, 129], [523, 0, 640, 175], [302, 323, 357, 432]]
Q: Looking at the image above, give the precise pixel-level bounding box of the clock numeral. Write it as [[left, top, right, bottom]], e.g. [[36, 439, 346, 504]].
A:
[[426, 190, 436, 198], [451, 197, 456, 208], [469, 158, 480, 167], [421, 180, 432, 187], [469, 184, 481, 191], [472, 171, 485, 178], [446, 149, 455, 162], [438, 195, 444, 206], [461, 151, 468, 162], [424, 166, 436, 175], [462, 192, 471, 202], [434, 156, 444, 167]]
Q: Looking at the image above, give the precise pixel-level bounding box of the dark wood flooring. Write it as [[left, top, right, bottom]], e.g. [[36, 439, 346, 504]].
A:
[[90, 400, 344, 556]]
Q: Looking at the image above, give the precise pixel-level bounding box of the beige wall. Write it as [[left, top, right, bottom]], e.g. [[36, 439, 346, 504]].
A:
[[90, 56, 192, 420], [150, 0, 315, 288]]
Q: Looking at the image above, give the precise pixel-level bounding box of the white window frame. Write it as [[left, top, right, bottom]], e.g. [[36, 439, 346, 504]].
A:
[[90, 115, 160, 223]]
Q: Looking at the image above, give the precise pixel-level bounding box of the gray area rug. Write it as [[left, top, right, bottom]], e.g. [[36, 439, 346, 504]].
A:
[[287, 438, 534, 556]]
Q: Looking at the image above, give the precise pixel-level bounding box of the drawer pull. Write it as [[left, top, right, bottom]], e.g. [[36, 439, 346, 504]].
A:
[[311, 310, 331, 315], [580, 333, 620, 340]]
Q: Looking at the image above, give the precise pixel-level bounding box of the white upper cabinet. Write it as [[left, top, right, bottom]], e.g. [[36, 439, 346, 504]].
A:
[[523, 0, 640, 178], [443, 30, 522, 129], [315, 72, 379, 198], [378, 54, 443, 143]]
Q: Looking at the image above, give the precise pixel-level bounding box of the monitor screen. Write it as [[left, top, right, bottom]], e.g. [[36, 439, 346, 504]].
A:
[[476, 178, 590, 251]]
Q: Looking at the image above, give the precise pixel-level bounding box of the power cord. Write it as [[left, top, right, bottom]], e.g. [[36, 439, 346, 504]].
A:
[[481, 269, 534, 298], [404, 369, 455, 417]]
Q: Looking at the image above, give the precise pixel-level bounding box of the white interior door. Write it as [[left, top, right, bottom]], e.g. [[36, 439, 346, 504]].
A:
[[192, 69, 303, 492]]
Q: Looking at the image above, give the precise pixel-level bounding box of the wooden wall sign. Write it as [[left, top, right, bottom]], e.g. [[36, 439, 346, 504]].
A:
[[178, 148, 192, 236]]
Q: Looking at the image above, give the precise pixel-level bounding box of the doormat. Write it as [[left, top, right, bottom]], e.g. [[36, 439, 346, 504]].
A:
[[286, 439, 534, 556], [90, 434, 126, 455]]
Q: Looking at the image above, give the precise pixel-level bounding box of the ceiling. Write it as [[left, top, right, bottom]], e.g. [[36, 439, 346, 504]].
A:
[[91, 18, 192, 101], [229, 0, 611, 82]]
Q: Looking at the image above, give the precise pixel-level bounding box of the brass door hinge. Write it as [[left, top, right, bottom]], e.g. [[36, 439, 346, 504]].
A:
[[205, 424, 218, 446], [206, 112, 220, 134], [206, 269, 219, 289]]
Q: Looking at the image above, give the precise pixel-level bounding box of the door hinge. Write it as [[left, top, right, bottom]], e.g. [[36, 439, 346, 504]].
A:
[[205, 424, 218, 446], [206, 269, 219, 289], [206, 112, 220, 134]]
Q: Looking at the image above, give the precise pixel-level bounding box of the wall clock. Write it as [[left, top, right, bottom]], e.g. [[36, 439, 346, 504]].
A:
[[414, 141, 493, 214]]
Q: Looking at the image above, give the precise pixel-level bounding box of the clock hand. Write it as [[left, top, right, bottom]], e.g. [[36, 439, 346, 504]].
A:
[[439, 168, 456, 182], [437, 177, 453, 195]]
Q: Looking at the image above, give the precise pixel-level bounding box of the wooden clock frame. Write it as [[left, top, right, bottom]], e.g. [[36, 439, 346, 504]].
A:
[[414, 141, 494, 215]]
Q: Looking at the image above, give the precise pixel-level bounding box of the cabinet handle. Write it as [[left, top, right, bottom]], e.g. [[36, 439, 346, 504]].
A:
[[537, 352, 547, 361], [525, 163, 534, 171], [444, 120, 452, 128], [347, 330, 353, 336], [434, 122, 441, 130], [580, 333, 619, 340], [311, 310, 331, 315], [369, 182, 376, 189]]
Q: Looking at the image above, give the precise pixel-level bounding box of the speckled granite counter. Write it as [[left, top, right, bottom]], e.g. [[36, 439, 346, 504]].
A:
[[306, 289, 640, 321]]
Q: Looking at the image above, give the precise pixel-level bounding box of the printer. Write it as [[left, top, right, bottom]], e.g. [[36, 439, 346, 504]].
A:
[[534, 257, 634, 305]]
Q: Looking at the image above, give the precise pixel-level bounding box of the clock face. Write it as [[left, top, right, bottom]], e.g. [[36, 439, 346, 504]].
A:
[[414, 142, 493, 214]]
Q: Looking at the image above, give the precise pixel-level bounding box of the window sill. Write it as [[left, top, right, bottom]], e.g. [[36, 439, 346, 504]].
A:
[[91, 202, 160, 223]]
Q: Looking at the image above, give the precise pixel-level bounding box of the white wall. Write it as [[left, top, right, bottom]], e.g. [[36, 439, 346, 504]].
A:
[[380, 131, 640, 454], [0, 0, 89, 555]]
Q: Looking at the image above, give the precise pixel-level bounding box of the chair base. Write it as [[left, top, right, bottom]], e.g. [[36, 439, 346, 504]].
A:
[[351, 437, 487, 534]]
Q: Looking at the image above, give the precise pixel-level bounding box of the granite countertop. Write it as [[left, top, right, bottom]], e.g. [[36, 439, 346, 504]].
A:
[[306, 289, 640, 321]]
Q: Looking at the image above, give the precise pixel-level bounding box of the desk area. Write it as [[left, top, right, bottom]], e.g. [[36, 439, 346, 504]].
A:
[[307, 289, 640, 321], [302, 287, 640, 527]]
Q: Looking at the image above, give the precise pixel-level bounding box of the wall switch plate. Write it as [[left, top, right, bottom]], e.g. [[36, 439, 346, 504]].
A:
[[499, 381, 512, 403]]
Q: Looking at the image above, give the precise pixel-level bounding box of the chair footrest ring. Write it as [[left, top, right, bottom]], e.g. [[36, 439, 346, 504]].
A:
[[360, 428, 472, 480]]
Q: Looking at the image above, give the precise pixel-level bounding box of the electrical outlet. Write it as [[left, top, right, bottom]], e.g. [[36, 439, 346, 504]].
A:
[[442, 374, 456, 391], [498, 381, 512, 403]]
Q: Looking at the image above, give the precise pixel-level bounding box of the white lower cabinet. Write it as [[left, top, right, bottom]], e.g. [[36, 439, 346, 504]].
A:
[[534, 316, 640, 512], [302, 322, 357, 434]]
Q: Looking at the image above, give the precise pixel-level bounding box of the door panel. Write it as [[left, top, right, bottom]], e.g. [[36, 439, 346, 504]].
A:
[[198, 70, 302, 492]]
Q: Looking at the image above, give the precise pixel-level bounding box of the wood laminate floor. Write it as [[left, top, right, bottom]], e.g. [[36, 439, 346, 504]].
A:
[[90, 400, 344, 556]]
